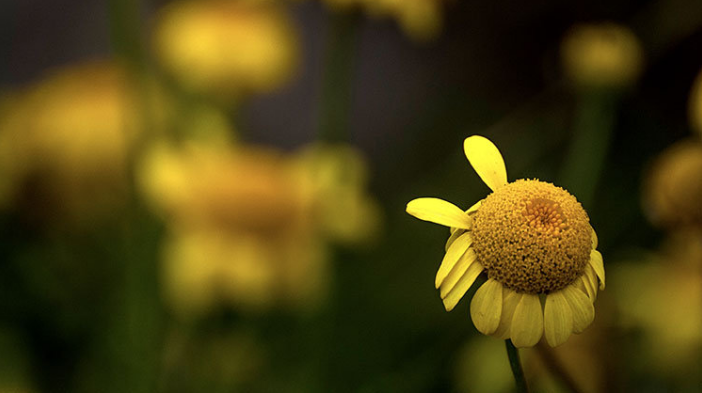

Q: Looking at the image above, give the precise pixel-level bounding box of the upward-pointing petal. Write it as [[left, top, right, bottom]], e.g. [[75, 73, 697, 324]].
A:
[[463, 135, 508, 191], [406, 198, 473, 229]]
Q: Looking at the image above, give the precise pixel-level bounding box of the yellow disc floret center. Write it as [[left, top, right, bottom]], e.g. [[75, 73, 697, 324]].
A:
[[472, 179, 592, 294]]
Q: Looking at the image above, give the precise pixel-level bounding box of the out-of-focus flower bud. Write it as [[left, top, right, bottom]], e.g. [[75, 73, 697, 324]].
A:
[[153, 0, 300, 99], [561, 23, 644, 90], [643, 139, 702, 229]]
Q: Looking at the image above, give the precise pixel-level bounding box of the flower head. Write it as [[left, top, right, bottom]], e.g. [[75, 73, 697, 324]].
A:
[[406, 135, 604, 347]]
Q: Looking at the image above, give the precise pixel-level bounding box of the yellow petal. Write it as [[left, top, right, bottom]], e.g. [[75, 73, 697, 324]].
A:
[[406, 198, 473, 229], [493, 288, 521, 340], [563, 285, 595, 333], [439, 248, 477, 296], [544, 291, 573, 347], [470, 279, 503, 335], [466, 199, 483, 215], [442, 262, 484, 311], [510, 294, 544, 348], [579, 271, 597, 302], [445, 228, 466, 252], [463, 135, 508, 191], [436, 233, 473, 288], [590, 249, 605, 290], [590, 226, 598, 248]]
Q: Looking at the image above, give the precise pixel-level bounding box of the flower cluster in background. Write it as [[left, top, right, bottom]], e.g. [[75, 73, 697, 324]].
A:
[[0, 0, 701, 391]]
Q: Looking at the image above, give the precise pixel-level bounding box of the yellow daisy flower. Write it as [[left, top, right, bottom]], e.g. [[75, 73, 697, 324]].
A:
[[406, 135, 604, 347]]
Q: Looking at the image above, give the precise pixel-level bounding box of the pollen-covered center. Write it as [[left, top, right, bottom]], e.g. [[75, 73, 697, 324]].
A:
[[471, 179, 592, 294]]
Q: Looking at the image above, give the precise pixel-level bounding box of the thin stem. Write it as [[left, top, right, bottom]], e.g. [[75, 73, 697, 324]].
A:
[[317, 11, 359, 143], [107, 1, 163, 393], [559, 91, 617, 210], [505, 339, 529, 393]]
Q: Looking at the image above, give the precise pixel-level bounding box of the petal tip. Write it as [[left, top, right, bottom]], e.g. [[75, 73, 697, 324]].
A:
[[462, 135, 508, 191]]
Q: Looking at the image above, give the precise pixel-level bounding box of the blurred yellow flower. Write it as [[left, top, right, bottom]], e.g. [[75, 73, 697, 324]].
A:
[[611, 231, 702, 376], [689, 68, 702, 138], [407, 136, 603, 347], [561, 23, 644, 90], [140, 142, 312, 233], [140, 141, 380, 317], [291, 143, 382, 245], [153, 0, 300, 99], [161, 227, 329, 317], [643, 139, 702, 229], [140, 142, 327, 316], [0, 60, 165, 225]]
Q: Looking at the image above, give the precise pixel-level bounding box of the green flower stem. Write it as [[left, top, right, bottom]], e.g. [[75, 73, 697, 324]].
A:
[[318, 11, 360, 143], [505, 339, 529, 393], [107, 1, 163, 392], [560, 91, 617, 210]]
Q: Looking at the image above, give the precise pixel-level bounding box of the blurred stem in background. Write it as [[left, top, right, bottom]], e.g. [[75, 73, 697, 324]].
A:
[[560, 92, 618, 210], [317, 11, 360, 143], [108, 0, 163, 392], [505, 339, 529, 393]]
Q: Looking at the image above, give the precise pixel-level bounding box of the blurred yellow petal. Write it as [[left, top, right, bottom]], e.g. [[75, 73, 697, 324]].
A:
[[470, 279, 503, 335], [406, 197, 472, 229], [510, 294, 543, 348], [440, 248, 477, 297], [493, 288, 520, 340], [544, 291, 573, 347], [436, 232, 473, 288], [590, 250, 605, 289], [563, 285, 595, 333], [442, 262, 484, 312], [463, 135, 508, 191]]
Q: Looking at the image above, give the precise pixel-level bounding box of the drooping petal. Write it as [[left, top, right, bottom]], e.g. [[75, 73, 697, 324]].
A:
[[445, 228, 466, 252], [470, 279, 503, 335], [590, 226, 598, 249], [590, 249, 605, 290], [442, 262, 484, 311], [406, 198, 473, 229], [579, 272, 597, 302], [436, 233, 473, 288], [463, 135, 508, 191], [510, 294, 544, 348], [493, 288, 521, 340], [563, 285, 595, 333], [439, 248, 477, 296], [544, 291, 574, 347]]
